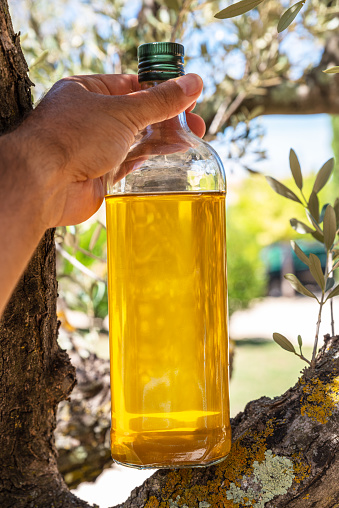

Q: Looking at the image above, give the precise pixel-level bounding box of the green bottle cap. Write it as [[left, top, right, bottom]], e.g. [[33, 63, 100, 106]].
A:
[[137, 42, 185, 83]]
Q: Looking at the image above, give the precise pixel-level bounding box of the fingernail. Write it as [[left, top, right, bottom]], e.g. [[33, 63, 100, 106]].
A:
[[175, 74, 202, 96]]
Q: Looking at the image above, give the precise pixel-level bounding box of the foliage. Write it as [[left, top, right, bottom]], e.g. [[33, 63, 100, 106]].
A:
[[268, 149, 338, 367], [214, 0, 334, 34]]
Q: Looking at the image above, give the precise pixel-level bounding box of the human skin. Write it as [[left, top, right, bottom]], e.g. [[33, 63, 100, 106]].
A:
[[0, 73, 205, 317]]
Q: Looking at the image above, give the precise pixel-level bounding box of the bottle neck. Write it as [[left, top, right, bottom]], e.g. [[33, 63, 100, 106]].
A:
[[140, 80, 190, 133]]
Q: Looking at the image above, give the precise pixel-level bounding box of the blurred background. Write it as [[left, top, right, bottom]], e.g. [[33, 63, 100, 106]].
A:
[[10, 0, 339, 505]]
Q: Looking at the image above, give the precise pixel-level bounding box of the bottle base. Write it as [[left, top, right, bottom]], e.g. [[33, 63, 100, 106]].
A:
[[112, 453, 229, 470]]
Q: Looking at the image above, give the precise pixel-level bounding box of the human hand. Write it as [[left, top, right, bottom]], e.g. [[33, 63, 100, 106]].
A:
[[15, 73, 205, 228]]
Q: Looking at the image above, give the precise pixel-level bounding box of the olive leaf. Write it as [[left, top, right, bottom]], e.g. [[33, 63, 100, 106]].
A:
[[323, 66, 339, 74], [323, 204, 336, 251], [325, 277, 335, 292], [319, 203, 329, 224], [214, 0, 264, 19], [308, 192, 319, 222], [311, 230, 324, 243], [308, 253, 325, 291], [273, 333, 296, 353], [325, 284, 339, 301], [289, 148, 303, 190], [334, 198, 339, 228], [332, 259, 339, 271], [312, 158, 334, 194], [306, 210, 323, 235], [277, 1, 305, 33], [284, 273, 318, 300], [291, 240, 309, 266], [298, 334, 302, 348], [266, 177, 302, 203], [290, 218, 314, 234]]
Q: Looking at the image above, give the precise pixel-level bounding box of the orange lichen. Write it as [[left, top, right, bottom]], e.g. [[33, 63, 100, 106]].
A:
[[300, 377, 339, 424], [153, 420, 276, 507], [145, 496, 160, 508], [292, 452, 311, 484]]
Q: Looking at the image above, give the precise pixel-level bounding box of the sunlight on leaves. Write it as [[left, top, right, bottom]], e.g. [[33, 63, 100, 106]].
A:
[[284, 273, 318, 300], [277, 1, 305, 33], [266, 176, 302, 203], [323, 66, 339, 74], [273, 332, 296, 353], [289, 148, 302, 190], [215, 0, 264, 19], [313, 158, 334, 194]]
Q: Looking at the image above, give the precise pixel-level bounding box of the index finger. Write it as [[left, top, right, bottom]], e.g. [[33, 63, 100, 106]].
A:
[[63, 74, 141, 96]]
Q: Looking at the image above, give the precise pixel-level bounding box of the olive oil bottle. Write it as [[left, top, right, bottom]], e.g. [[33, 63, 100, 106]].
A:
[[105, 42, 231, 468]]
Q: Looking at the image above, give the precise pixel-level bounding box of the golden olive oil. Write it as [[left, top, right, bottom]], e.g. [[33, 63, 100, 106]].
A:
[[105, 191, 231, 468]]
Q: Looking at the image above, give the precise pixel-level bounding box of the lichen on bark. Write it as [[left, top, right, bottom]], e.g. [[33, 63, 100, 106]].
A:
[[114, 335, 339, 508]]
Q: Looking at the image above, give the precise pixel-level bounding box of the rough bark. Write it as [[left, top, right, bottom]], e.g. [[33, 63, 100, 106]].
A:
[[112, 335, 339, 508], [0, 0, 32, 130], [0, 1, 86, 506]]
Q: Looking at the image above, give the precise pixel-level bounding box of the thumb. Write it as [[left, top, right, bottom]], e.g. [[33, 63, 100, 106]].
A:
[[120, 73, 203, 132]]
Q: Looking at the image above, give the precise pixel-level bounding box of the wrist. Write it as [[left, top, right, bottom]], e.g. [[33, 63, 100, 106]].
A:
[[0, 128, 52, 234], [7, 115, 68, 230]]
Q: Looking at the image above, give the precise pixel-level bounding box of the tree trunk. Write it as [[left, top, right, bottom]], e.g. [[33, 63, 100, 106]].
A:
[[0, 1, 87, 506], [112, 335, 339, 508]]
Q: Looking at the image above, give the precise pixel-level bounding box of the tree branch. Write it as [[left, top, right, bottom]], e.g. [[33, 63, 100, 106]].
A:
[[203, 34, 339, 137]]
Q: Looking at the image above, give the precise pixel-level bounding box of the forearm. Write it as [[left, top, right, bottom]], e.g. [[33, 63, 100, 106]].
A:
[[0, 130, 46, 317]]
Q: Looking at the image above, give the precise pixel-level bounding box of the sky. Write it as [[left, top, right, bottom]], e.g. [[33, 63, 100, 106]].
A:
[[247, 114, 333, 178]]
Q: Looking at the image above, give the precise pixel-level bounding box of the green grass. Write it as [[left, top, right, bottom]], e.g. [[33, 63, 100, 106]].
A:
[[230, 340, 313, 417]]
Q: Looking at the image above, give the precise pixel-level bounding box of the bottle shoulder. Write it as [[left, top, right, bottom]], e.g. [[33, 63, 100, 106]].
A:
[[106, 123, 226, 195]]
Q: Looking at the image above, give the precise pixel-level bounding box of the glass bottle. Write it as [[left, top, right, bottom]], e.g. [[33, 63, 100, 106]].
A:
[[105, 42, 231, 469]]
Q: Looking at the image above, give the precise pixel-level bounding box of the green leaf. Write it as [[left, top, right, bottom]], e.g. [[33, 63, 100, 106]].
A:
[[273, 333, 296, 353], [334, 198, 339, 229], [326, 284, 339, 300], [266, 177, 302, 203], [311, 230, 325, 243], [289, 148, 303, 190], [290, 218, 314, 234], [291, 240, 309, 266], [323, 205, 337, 250], [332, 259, 339, 271], [308, 192, 319, 222], [313, 158, 334, 194], [325, 277, 335, 292], [298, 334, 302, 348], [306, 210, 323, 236], [215, 0, 265, 19], [278, 1, 305, 33], [308, 253, 325, 291], [284, 273, 318, 299], [319, 203, 329, 224], [323, 66, 339, 74]]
